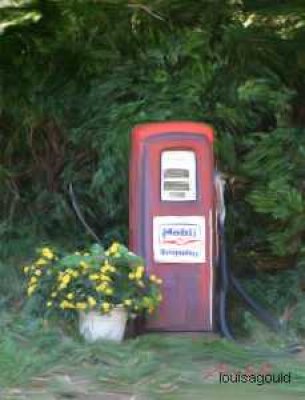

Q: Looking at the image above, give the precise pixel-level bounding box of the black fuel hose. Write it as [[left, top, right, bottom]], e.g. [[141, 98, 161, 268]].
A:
[[230, 274, 281, 332], [218, 221, 281, 337], [217, 221, 305, 355], [218, 223, 235, 341]]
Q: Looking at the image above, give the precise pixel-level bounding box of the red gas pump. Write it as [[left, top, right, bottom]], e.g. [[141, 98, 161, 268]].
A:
[[129, 121, 217, 331]]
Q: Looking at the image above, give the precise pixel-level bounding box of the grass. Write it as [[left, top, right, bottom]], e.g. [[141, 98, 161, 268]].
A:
[[1, 311, 305, 399], [0, 256, 304, 398]]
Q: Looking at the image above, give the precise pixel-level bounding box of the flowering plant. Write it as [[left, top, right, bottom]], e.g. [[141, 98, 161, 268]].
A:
[[23, 243, 162, 317]]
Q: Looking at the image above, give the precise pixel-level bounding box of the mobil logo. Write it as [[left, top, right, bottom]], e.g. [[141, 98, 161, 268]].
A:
[[153, 216, 206, 264], [160, 224, 202, 246]]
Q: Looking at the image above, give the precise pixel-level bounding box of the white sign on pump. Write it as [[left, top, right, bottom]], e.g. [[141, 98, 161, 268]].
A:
[[153, 216, 206, 263], [161, 150, 196, 201]]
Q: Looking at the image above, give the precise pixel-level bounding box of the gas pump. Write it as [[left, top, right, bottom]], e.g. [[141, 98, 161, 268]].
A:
[[129, 121, 281, 335], [130, 121, 217, 331]]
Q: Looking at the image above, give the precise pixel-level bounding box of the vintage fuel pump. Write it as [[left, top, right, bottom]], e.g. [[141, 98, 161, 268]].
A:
[[129, 121, 281, 335], [129, 121, 217, 332]]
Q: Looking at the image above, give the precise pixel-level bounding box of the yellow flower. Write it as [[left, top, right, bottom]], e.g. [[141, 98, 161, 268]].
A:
[[76, 302, 87, 311], [87, 296, 97, 307], [41, 247, 54, 260], [58, 283, 67, 290], [149, 274, 162, 285], [124, 299, 132, 306], [62, 275, 71, 285], [72, 271, 79, 278], [137, 281, 145, 288], [23, 266, 30, 274], [89, 274, 99, 281], [60, 300, 68, 309], [148, 306, 155, 314], [149, 274, 157, 282], [74, 251, 81, 255], [96, 283, 108, 292], [80, 261, 89, 269], [83, 252, 90, 256], [100, 264, 116, 274], [36, 258, 48, 266], [35, 269, 42, 276], [60, 300, 75, 309], [135, 270, 143, 280], [128, 272, 135, 280], [105, 250, 110, 256], [109, 242, 119, 254], [100, 274, 111, 282], [101, 302, 111, 312], [105, 287, 113, 295], [30, 276, 38, 284], [51, 292, 57, 298], [47, 301, 52, 307], [67, 293, 74, 300], [137, 266, 145, 274], [27, 285, 36, 296]]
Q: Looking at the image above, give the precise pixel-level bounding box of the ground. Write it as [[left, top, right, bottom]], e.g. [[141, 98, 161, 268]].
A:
[[1, 313, 305, 400]]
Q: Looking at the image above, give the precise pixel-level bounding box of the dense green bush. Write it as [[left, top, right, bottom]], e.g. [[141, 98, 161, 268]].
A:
[[1, 0, 305, 334]]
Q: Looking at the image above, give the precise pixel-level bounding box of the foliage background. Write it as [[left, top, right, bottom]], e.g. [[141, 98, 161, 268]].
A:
[[1, 0, 305, 334]]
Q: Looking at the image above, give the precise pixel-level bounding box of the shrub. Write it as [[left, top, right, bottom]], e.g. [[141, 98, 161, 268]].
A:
[[23, 243, 162, 319]]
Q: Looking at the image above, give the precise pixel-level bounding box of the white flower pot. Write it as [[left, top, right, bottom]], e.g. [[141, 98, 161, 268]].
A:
[[79, 307, 128, 343]]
